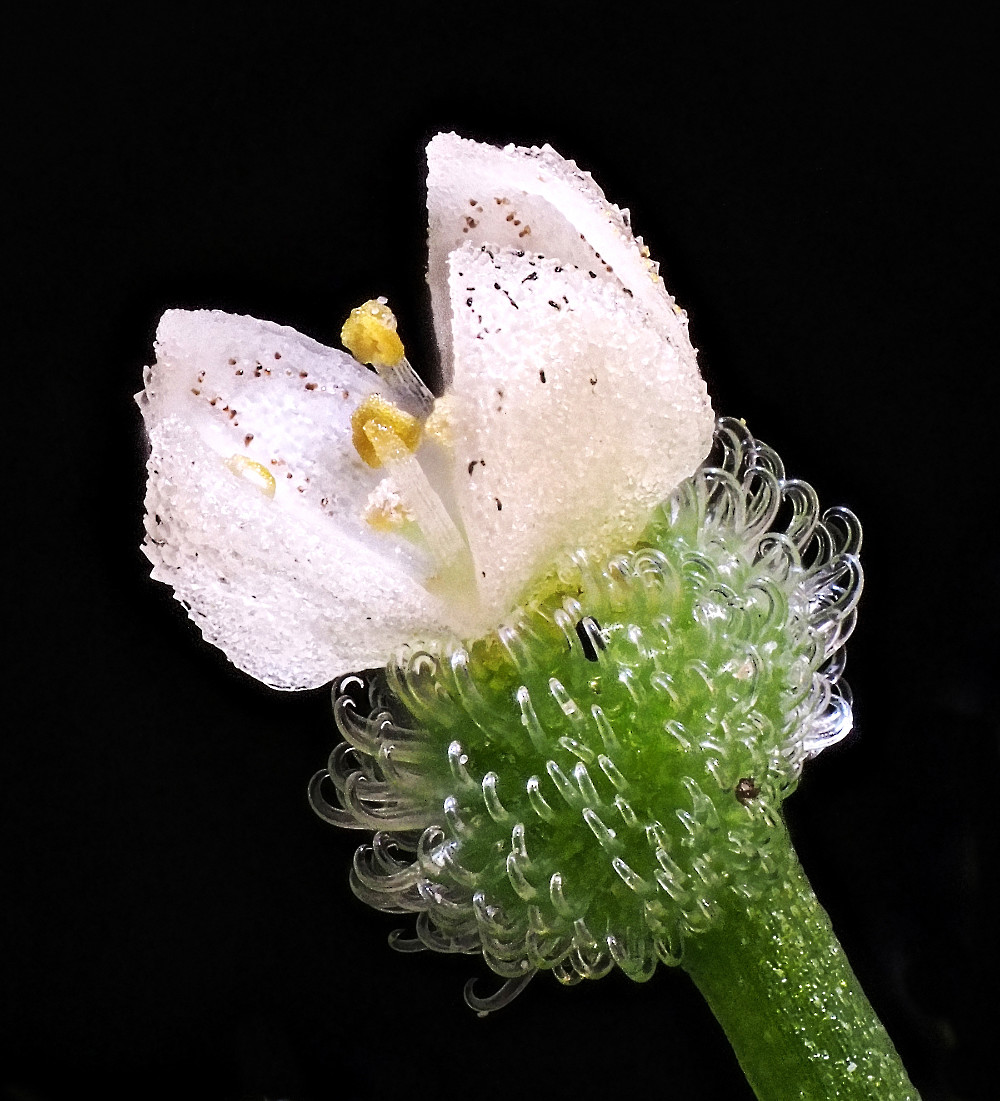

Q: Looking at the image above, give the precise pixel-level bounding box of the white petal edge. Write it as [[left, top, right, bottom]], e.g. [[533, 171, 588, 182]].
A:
[[426, 132, 697, 388], [138, 310, 452, 689]]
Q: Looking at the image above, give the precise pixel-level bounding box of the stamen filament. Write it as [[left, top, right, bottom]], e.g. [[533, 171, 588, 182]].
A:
[[375, 355, 435, 415], [363, 421, 466, 570]]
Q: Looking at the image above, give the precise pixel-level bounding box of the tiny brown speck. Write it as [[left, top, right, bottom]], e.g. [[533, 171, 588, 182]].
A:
[[305, 382, 317, 390], [274, 352, 282, 360], [244, 434, 253, 447], [228, 358, 237, 366], [286, 473, 293, 479], [299, 371, 308, 378], [495, 498, 502, 511], [734, 778, 760, 805], [518, 226, 531, 237]]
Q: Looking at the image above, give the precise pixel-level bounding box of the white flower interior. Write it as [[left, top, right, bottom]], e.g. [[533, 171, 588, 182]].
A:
[[138, 134, 714, 689]]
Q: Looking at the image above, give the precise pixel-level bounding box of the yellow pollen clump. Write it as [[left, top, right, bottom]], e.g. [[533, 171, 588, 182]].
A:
[[362, 482, 414, 531], [351, 393, 421, 468], [341, 298, 405, 368], [423, 393, 458, 447], [225, 454, 277, 498]]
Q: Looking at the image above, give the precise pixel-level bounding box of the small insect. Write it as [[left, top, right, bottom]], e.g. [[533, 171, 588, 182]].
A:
[[734, 777, 759, 805]]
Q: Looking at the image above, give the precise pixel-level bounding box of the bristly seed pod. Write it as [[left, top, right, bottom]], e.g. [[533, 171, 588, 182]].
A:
[[310, 416, 863, 1013]]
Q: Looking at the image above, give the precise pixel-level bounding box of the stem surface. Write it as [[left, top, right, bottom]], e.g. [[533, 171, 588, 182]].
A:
[[682, 844, 919, 1100]]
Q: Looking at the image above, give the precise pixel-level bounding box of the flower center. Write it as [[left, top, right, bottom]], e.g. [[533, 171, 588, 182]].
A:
[[344, 300, 473, 592]]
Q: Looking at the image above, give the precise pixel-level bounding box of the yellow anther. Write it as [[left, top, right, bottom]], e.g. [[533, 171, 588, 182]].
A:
[[341, 298, 405, 368], [225, 454, 276, 498], [350, 393, 421, 468]]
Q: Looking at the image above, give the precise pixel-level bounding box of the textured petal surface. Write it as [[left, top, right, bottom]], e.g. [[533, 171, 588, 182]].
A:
[[139, 136, 715, 688], [444, 242, 714, 619], [426, 132, 698, 385], [139, 311, 449, 689], [427, 134, 714, 620]]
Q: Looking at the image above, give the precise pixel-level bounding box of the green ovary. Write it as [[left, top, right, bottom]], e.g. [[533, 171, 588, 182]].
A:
[[380, 498, 816, 980], [330, 413, 859, 982], [319, 420, 921, 1097], [327, 417, 859, 984]]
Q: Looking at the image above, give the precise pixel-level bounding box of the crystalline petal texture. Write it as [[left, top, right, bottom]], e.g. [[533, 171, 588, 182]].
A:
[[138, 310, 449, 689], [426, 132, 699, 378], [427, 133, 714, 620], [138, 134, 715, 689]]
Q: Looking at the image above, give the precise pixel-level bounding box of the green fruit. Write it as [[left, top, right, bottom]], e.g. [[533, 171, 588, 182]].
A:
[[312, 417, 862, 1004]]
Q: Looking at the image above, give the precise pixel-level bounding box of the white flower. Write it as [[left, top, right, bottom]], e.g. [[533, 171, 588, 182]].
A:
[[137, 133, 714, 689]]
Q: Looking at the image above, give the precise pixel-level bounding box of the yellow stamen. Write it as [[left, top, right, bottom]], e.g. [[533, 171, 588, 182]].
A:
[[225, 455, 276, 498], [351, 394, 421, 468], [351, 394, 466, 575], [341, 298, 405, 368]]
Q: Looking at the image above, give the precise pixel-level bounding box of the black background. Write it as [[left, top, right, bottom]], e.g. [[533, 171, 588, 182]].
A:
[[5, 6, 994, 1100]]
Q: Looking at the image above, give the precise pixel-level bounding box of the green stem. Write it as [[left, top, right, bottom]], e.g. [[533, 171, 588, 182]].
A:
[[681, 841, 920, 1100]]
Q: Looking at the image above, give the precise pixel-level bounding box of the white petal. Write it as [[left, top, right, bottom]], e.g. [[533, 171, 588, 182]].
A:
[[426, 132, 696, 387], [444, 243, 714, 622], [139, 310, 450, 689]]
